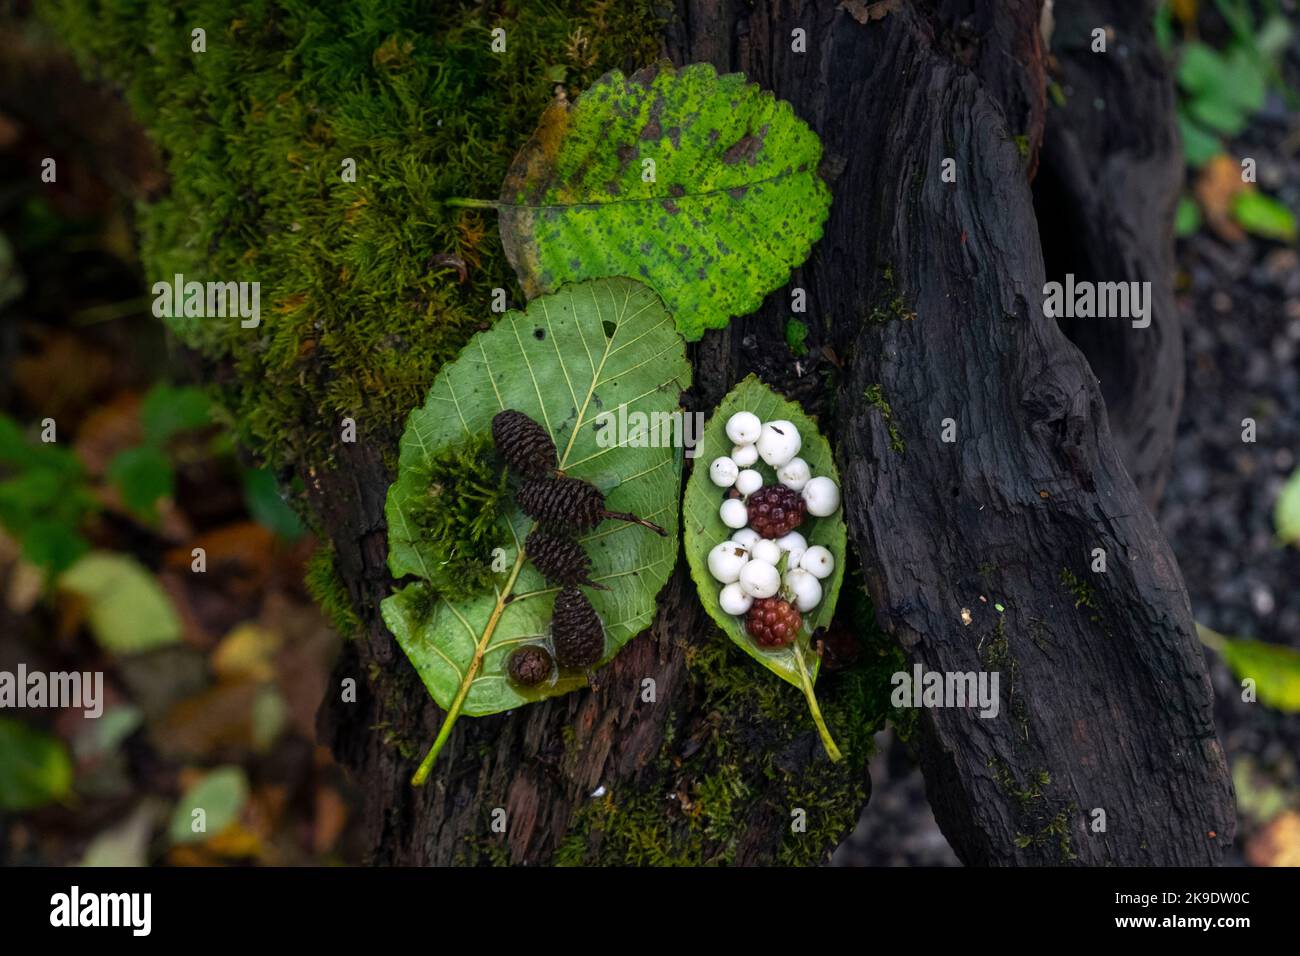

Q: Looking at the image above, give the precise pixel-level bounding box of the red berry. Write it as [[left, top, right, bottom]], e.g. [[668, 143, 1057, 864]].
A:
[[745, 485, 806, 538], [745, 597, 802, 648]]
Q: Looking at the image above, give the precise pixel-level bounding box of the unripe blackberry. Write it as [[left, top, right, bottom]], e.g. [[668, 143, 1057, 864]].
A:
[[491, 409, 557, 478], [507, 644, 554, 687], [745, 597, 802, 648], [746, 485, 806, 538], [517, 476, 667, 536], [551, 587, 605, 667], [524, 528, 610, 590]]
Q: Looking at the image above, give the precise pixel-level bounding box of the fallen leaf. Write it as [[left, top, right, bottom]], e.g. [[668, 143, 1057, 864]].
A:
[[1194, 154, 1249, 243], [58, 551, 181, 654], [211, 623, 281, 682], [841, 0, 900, 23], [1245, 810, 1300, 867]]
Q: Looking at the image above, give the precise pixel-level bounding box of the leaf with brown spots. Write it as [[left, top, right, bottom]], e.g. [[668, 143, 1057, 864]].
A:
[[495, 62, 831, 340]]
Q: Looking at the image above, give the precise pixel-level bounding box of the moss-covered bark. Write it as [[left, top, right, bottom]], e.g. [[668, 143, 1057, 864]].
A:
[[43, 0, 896, 865]]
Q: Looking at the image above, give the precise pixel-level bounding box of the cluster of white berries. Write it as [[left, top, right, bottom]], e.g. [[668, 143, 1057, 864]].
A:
[[704, 410, 840, 622]]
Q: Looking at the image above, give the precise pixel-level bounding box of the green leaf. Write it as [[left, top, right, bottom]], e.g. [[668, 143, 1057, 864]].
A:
[[1175, 195, 1202, 237], [494, 62, 831, 340], [0, 718, 73, 812], [241, 468, 305, 539], [58, 552, 181, 655], [1178, 43, 1230, 98], [1233, 191, 1297, 242], [107, 445, 174, 522], [1177, 111, 1221, 169], [682, 374, 847, 760], [383, 277, 691, 781], [1276, 467, 1300, 546], [1218, 638, 1300, 713], [168, 766, 249, 844], [140, 383, 212, 444]]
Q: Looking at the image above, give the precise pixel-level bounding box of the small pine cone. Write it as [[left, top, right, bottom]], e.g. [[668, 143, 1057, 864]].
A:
[[525, 529, 608, 590], [517, 476, 666, 535], [507, 645, 554, 687], [746, 485, 806, 538], [745, 597, 802, 648], [551, 587, 605, 667], [492, 409, 557, 478]]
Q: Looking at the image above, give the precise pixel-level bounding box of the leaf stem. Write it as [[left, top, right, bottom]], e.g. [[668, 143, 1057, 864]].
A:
[[443, 197, 500, 210], [793, 641, 843, 762], [410, 550, 527, 786]]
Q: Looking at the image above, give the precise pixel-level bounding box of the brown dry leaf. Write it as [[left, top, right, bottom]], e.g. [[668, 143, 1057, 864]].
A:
[[165, 521, 277, 593], [1245, 810, 1300, 867], [73, 390, 143, 477], [13, 330, 116, 423], [1194, 155, 1250, 243], [840, 0, 900, 24], [313, 786, 349, 855], [151, 679, 262, 760]]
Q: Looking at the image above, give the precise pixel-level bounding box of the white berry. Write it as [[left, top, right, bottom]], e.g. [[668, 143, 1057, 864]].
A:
[[734, 469, 763, 497], [800, 545, 834, 579], [801, 476, 840, 516], [720, 498, 749, 529], [783, 568, 823, 612], [731, 442, 759, 467], [751, 538, 782, 566], [725, 411, 762, 445], [718, 582, 753, 615], [776, 531, 808, 568], [757, 420, 801, 467], [738, 559, 781, 598], [707, 541, 750, 583], [709, 456, 738, 488], [776, 457, 811, 491], [731, 527, 760, 548]]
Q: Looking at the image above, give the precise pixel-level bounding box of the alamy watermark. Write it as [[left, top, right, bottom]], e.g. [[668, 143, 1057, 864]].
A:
[[0, 664, 103, 718], [891, 664, 1000, 718], [594, 404, 706, 458], [151, 273, 260, 328], [1043, 273, 1151, 329]]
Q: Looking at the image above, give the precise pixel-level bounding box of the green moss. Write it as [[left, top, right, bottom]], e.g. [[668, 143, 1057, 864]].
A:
[[304, 542, 363, 637], [785, 318, 809, 356], [1013, 134, 1030, 160], [1059, 568, 1105, 630], [863, 384, 905, 453], [553, 618, 897, 866], [403, 430, 510, 601], [39, 0, 665, 477], [866, 262, 915, 326]]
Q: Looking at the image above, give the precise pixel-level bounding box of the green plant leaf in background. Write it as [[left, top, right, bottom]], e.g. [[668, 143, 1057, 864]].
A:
[[0, 413, 96, 574], [1233, 191, 1297, 242], [241, 467, 305, 539], [486, 62, 830, 341], [0, 717, 73, 812], [168, 766, 249, 844], [1175, 194, 1202, 236], [383, 277, 690, 782], [107, 444, 173, 523], [682, 374, 847, 760], [58, 551, 181, 654], [1199, 624, 1300, 713], [1276, 466, 1300, 546], [140, 383, 212, 444]]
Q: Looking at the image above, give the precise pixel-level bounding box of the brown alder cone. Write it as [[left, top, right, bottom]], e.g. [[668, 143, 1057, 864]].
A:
[[524, 528, 610, 590], [516, 476, 667, 535], [551, 587, 605, 667], [491, 409, 557, 478]]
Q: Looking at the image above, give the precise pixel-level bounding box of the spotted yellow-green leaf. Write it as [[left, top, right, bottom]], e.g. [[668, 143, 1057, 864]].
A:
[[383, 277, 690, 782], [490, 62, 830, 340], [682, 375, 847, 760]]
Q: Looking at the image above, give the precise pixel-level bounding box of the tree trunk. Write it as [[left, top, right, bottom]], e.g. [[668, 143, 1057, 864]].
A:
[[318, 0, 1235, 865]]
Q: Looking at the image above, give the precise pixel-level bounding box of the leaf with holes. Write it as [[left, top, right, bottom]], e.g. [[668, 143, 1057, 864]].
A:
[[383, 277, 690, 782], [682, 375, 847, 760], [486, 62, 830, 341]]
